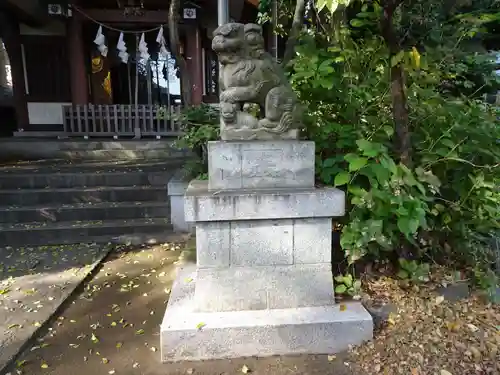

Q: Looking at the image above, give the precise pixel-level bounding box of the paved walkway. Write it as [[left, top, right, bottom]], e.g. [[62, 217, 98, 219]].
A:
[[5, 239, 355, 375], [0, 243, 112, 373]]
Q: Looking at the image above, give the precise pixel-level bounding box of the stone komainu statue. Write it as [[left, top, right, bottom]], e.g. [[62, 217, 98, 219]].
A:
[[212, 23, 301, 140]]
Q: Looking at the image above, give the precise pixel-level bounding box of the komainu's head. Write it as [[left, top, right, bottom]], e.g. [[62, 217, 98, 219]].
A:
[[212, 23, 245, 64], [243, 23, 265, 58]]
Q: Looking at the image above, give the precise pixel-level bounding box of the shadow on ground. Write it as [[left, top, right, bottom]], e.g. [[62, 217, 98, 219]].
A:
[[7, 241, 358, 375]]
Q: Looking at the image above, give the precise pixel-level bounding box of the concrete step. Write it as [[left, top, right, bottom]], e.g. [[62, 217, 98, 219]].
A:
[[0, 186, 168, 206], [0, 158, 185, 175], [0, 201, 170, 223], [0, 170, 173, 189], [0, 139, 191, 161], [0, 218, 173, 246]]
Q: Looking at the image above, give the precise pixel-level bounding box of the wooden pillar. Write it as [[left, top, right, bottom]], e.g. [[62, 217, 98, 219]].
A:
[[185, 27, 203, 105], [67, 12, 89, 104], [1, 15, 29, 130]]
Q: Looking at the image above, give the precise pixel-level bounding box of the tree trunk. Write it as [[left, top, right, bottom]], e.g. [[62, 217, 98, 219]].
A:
[[168, 0, 192, 107], [381, 0, 413, 259], [380, 0, 411, 166], [0, 39, 9, 88], [281, 0, 306, 67]]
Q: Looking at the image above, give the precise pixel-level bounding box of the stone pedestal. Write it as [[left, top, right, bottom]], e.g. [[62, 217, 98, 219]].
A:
[[161, 140, 373, 361], [167, 169, 195, 233]]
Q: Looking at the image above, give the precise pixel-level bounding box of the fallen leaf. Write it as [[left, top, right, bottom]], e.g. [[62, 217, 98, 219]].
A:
[[187, 368, 194, 374], [16, 360, 27, 368], [102, 358, 109, 364], [116, 342, 123, 348], [327, 355, 336, 361], [196, 322, 206, 330], [435, 295, 445, 305], [241, 364, 250, 373], [8, 324, 20, 329], [91, 333, 99, 343], [41, 362, 49, 369], [185, 277, 193, 283], [151, 346, 157, 352], [339, 304, 347, 312], [467, 323, 479, 333], [133, 363, 140, 368], [440, 370, 452, 375], [135, 329, 145, 335], [0, 289, 10, 295], [108, 370, 115, 374]]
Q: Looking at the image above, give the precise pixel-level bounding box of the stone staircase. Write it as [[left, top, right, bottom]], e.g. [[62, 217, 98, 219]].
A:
[[0, 158, 185, 246]]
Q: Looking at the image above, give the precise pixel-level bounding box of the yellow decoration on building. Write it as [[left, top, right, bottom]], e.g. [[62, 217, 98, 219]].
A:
[[92, 56, 103, 73], [102, 71, 112, 98]]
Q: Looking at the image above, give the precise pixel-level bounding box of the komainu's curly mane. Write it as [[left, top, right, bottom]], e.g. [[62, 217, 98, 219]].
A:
[[231, 60, 257, 86]]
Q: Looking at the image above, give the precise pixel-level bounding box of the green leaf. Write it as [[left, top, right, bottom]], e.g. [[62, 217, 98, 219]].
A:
[[383, 126, 394, 137], [396, 270, 409, 279], [335, 284, 347, 294], [397, 217, 419, 235], [348, 157, 368, 171], [323, 158, 337, 168], [334, 171, 351, 186], [334, 275, 345, 283], [343, 274, 353, 287], [391, 51, 405, 67], [350, 18, 365, 27]]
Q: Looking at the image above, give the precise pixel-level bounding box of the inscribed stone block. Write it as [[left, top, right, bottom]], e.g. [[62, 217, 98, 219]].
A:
[[208, 140, 315, 190]]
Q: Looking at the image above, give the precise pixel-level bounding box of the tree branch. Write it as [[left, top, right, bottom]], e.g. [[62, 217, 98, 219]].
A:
[[281, 0, 306, 67], [168, 0, 192, 107]]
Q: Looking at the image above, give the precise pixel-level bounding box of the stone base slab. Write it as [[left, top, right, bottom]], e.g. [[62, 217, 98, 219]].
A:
[[195, 218, 332, 268], [185, 180, 345, 222], [208, 140, 315, 190], [221, 128, 299, 141], [195, 264, 335, 312], [161, 265, 373, 362]]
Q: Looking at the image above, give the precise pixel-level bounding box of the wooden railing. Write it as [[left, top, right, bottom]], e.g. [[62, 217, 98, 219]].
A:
[[62, 104, 183, 137]]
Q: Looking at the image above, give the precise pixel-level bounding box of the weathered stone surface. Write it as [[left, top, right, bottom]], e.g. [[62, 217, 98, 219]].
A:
[[363, 302, 397, 330], [195, 218, 332, 269], [208, 140, 315, 190], [194, 264, 335, 312], [185, 180, 345, 222], [168, 169, 196, 233], [436, 282, 470, 302], [212, 23, 302, 140], [195, 222, 231, 268], [221, 128, 299, 141], [161, 265, 373, 362], [230, 220, 294, 266]]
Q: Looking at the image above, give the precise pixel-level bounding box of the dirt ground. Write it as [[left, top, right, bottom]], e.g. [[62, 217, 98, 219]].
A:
[[7, 241, 356, 375]]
